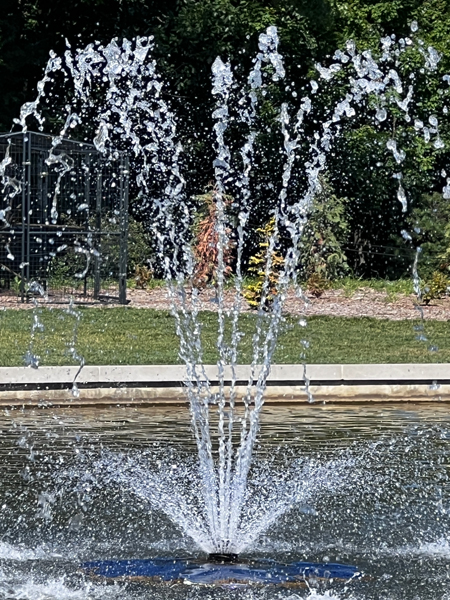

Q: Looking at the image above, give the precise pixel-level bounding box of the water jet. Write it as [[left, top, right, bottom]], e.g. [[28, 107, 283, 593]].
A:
[[0, 20, 449, 598]]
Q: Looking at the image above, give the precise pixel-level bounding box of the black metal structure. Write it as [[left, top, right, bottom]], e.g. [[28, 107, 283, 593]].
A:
[[0, 132, 129, 304]]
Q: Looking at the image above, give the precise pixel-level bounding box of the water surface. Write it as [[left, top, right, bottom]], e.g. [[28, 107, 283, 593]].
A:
[[0, 403, 449, 599]]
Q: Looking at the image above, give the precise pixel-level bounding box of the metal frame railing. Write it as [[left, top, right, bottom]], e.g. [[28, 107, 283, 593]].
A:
[[0, 131, 129, 304]]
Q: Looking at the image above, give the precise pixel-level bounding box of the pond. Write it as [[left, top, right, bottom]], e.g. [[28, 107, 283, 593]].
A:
[[0, 403, 449, 599]]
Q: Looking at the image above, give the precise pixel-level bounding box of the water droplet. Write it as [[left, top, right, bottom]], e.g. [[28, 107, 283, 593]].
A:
[[375, 108, 387, 122], [397, 183, 407, 212]]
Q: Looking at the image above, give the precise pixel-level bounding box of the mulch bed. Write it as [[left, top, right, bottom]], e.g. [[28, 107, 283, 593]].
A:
[[1, 286, 449, 321]]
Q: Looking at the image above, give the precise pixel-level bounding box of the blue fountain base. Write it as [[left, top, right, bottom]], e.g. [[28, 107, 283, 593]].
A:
[[82, 557, 362, 587]]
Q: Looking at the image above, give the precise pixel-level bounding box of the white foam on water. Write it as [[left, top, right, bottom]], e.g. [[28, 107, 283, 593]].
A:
[[405, 537, 450, 558], [209, 591, 350, 600], [279, 592, 345, 600], [0, 577, 119, 600], [378, 536, 450, 560], [306, 594, 343, 600], [0, 542, 58, 561]]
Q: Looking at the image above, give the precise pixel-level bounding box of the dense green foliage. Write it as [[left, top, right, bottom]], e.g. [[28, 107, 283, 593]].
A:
[[2, 0, 450, 280], [408, 192, 450, 276], [0, 0, 333, 133], [299, 177, 350, 280], [46, 216, 153, 285], [0, 307, 449, 366]]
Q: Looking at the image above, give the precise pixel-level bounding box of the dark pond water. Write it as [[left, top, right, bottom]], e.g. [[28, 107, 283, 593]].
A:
[[0, 402, 449, 599]]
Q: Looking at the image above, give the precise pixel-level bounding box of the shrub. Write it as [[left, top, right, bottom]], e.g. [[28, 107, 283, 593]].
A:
[[46, 214, 153, 287], [408, 192, 450, 279], [192, 186, 234, 288], [306, 272, 330, 297], [422, 271, 450, 305], [134, 265, 153, 289], [299, 175, 350, 282], [243, 217, 284, 309]]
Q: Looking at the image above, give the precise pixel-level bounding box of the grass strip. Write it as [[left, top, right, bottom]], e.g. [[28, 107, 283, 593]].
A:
[[0, 307, 448, 367]]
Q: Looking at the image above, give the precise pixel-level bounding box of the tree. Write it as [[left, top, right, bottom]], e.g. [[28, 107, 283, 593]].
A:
[[2, 0, 450, 281]]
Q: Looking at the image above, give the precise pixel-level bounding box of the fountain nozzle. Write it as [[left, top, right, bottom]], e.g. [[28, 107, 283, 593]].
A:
[[207, 553, 239, 564]]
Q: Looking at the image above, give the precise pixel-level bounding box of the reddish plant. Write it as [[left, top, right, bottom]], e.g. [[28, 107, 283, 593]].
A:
[[192, 188, 233, 288]]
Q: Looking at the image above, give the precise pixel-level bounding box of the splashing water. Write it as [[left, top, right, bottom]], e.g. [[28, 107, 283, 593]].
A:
[[1, 23, 450, 555], [0, 576, 120, 600], [62, 449, 359, 554]]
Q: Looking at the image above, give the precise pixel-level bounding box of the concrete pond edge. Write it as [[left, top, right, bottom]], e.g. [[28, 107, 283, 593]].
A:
[[0, 363, 449, 406]]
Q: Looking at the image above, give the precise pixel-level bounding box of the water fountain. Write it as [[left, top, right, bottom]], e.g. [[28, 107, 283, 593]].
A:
[[1, 21, 450, 597]]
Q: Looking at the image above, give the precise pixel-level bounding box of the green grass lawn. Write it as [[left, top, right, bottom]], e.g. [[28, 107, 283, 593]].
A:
[[0, 307, 448, 366], [329, 277, 414, 299]]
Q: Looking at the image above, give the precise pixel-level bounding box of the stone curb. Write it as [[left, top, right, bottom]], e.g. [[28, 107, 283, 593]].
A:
[[0, 364, 449, 405], [0, 363, 449, 385]]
